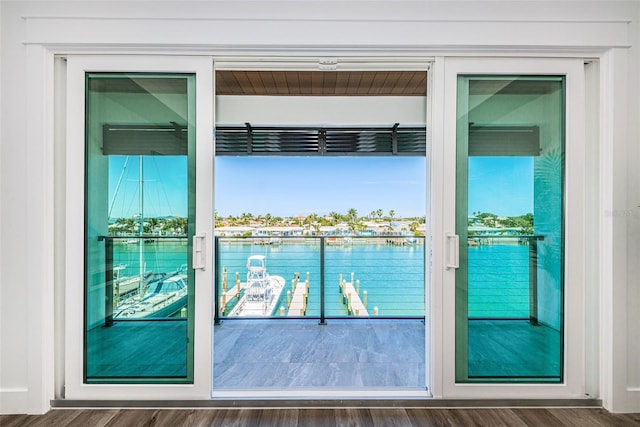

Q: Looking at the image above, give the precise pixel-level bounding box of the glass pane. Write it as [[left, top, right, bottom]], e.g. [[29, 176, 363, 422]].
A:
[[455, 76, 564, 382], [84, 73, 195, 383]]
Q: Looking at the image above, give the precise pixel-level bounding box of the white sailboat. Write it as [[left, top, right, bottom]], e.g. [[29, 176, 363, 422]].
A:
[[111, 156, 188, 319], [114, 266, 188, 319]]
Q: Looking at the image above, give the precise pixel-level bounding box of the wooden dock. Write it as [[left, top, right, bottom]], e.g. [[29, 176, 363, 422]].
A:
[[219, 268, 243, 314], [339, 273, 369, 316], [219, 267, 310, 317], [287, 272, 309, 316]]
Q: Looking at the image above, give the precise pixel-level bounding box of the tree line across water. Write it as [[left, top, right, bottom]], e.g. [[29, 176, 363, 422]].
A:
[[108, 209, 534, 236], [468, 212, 534, 235]]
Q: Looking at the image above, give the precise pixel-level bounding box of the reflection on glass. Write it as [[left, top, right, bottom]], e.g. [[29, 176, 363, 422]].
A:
[[84, 74, 195, 383], [456, 76, 564, 382]]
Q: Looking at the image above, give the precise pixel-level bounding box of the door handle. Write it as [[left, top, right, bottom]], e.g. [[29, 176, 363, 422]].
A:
[[193, 233, 206, 270], [445, 233, 459, 270]]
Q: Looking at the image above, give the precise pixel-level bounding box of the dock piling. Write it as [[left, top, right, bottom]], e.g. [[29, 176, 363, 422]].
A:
[[221, 292, 227, 314], [223, 267, 228, 293]]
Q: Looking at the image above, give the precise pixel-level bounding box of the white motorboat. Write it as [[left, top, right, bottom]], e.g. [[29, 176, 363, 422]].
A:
[[228, 255, 285, 316]]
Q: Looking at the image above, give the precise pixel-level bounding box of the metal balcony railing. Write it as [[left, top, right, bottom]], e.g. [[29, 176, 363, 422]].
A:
[[466, 234, 543, 324], [97, 234, 542, 326], [214, 235, 426, 324], [99, 235, 189, 325]]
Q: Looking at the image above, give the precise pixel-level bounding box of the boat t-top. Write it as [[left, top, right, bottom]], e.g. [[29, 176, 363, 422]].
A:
[[228, 255, 285, 316]]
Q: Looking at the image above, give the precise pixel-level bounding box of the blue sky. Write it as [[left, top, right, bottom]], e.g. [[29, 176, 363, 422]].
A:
[[214, 157, 427, 218], [468, 157, 534, 217], [109, 156, 188, 219], [109, 155, 533, 219]]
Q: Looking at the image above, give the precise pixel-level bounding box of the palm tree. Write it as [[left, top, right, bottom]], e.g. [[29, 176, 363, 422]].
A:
[[113, 217, 136, 234], [240, 212, 253, 226], [166, 216, 188, 235], [389, 209, 396, 220], [328, 211, 341, 225], [305, 213, 319, 227], [145, 217, 160, 234], [177, 217, 188, 234], [346, 208, 359, 233], [319, 216, 331, 227]]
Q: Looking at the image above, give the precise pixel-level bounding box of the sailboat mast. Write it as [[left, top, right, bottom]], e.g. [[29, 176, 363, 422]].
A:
[[108, 156, 130, 219], [138, 155, 145, 296]]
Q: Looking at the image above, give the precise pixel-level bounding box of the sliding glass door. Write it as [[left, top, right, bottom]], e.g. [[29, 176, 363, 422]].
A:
[[440, 58, 586, 398], [455, 75, 565, 382], [65, 56, 213, 399], [64, 55, 587, 400], [84, 73, 196, 382]]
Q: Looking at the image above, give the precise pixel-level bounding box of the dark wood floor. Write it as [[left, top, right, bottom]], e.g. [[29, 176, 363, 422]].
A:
[[2, 408, 639, 427]]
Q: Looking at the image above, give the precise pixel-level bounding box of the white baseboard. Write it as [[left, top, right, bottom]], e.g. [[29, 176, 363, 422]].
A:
[[624, 389, 640, 413], [0, 388, 29, 414], [605, 389, 640, 414]]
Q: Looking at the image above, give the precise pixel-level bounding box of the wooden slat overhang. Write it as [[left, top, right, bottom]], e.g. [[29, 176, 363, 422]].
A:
[[216, 71, 427, 96]]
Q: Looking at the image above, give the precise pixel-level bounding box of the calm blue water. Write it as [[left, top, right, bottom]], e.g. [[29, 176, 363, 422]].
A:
[[112, 239, 530, 318], [217, 240, 426, 317], [467, 244, 530, 318], [111, 239, 189, 278]]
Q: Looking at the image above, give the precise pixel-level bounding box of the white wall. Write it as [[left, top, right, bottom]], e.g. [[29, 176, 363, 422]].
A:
[[1, 1, 31, 414], [216, 95, 426, 125], [627, 2, 640, 397], [1, 0, 638, 415]]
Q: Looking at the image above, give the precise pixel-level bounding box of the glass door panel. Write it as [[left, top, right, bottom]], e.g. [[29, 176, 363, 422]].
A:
[[455, 76, 564, 383], [84, 73, 196, 383]]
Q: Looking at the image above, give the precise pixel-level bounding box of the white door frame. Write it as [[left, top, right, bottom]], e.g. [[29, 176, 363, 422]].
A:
[[62, 54, 590, 401], [434, 57, 586, 399], [64, 55, 214, 400]]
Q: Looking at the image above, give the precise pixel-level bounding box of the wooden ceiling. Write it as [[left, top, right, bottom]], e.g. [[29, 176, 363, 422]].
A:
[[216, 71, 427, 96]]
